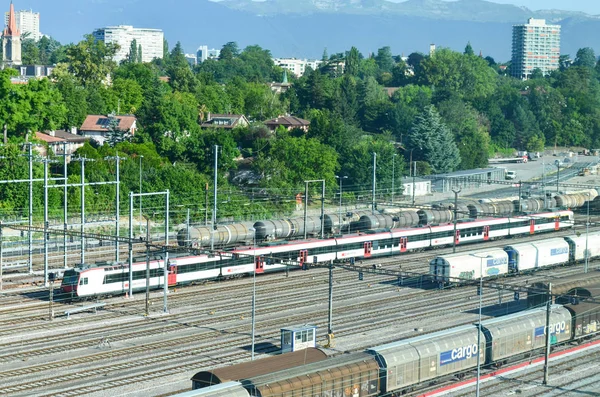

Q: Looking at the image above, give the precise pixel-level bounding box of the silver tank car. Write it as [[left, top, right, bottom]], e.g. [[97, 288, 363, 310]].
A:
[[253, 216, 323, 240], [177, 222, 255, 248]]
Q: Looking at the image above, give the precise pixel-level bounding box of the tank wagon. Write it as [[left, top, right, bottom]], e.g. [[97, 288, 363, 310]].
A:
[[468, 201, 513, 219], [178, 222, 256, 248]]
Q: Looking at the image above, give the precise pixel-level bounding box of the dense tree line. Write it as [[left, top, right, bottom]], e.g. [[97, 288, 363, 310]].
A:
[[1, 36, 600, 221]]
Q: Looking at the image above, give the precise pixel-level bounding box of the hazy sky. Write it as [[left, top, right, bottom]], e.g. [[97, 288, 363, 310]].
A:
[[388, 0, 600, 14]]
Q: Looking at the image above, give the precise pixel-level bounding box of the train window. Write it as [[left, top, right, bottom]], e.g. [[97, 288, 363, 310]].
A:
[[79, 277, 88, 285], [283, 331, 291, 345]]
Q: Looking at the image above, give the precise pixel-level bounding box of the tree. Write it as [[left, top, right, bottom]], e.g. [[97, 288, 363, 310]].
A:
[[407, 105, 460, 173], [253, 135, 339, 192], [573, 47, 596, 69], [344, 46, 361, 77], [66, 35, 119, 87], [138, 44, 143, 63], [419, 48, 497, 102], [464, 42, 475, 56], [105, 114, 132, 147], [128, 39, 138, 63], [219, 42, 239, 61], [375, 46, 395, 74], [166, 42, 196, 92]]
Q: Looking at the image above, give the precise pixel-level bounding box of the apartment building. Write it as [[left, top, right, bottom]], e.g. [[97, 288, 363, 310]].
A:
[[93, 25, 164, 63], [511, 18, 561, 79]]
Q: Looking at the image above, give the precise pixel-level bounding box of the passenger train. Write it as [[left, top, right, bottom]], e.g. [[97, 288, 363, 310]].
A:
[[61, 210, 573, 298]]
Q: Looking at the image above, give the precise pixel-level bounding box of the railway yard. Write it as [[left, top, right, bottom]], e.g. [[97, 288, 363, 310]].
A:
[[1, 218, 600, 396], [3, 163, 600, 397]]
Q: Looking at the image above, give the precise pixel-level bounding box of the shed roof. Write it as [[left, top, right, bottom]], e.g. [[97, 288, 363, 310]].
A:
[[191, 348, 327, 388], [532, 273, 600, 296]]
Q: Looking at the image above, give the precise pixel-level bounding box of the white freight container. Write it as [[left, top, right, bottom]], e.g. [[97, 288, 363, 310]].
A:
[[564, 232, 600, 261], [505, 238, 569, 272], [430, 249, 509, 283]]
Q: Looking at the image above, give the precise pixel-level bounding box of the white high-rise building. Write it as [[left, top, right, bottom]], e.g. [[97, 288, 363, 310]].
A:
[[92, 25, 164, 63], [511, 18, 561, 79], [4, 9, 40, 41]]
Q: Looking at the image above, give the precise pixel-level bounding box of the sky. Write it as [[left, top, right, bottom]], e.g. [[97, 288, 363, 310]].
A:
[[387, 0, 600, 14]]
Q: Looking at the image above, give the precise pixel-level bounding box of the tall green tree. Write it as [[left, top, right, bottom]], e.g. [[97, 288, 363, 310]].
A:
[[344, 46, 361, 77], [407, 105, 460, 173], [375, 46, 395, 74], [127, 39, 138, 63], [66, 34, 119, 87], [464, 42, 475, 56], [573, 47, 596, 69]]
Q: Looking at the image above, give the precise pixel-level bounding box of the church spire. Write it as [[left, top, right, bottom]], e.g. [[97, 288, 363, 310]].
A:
[[4, 2, 20, 36]]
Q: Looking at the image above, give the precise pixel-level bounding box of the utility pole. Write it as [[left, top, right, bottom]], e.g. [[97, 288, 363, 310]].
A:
[[372, 152, 377, 214], [320, 180, 325, 238], [139, 155, 144, 235], [412, 161, 416, 206], [518, 180, 522, 213], [62, 142, 68, 269], [27, 143, 33, 274], [543, 283, 552, 385], [145, 217, 150, 317], [452, 188, 461, 253], [304, 181, 309, 240], [105, 153, 125, 262], [211, 145, 218, 251], [75, 156, 94, 264], [328, 259, 334, 338], [43, 159, 49, 286], [48, 273, 54, 321], [391, 154, 397, 205], [585, 192, 590, 273], [128, 192, 134, 298], [0, 221, 3, 291], [204, 183, 208, 226], [163, 190, 170, 314]]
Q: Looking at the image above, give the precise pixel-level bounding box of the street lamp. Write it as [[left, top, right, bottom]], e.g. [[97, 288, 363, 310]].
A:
[[585, 191, 590, 273], [473, 253, 492, 397], [335, 175, 348, 234], [554, 159, 560, 193], [139, 155, 144, 234], [452, 188, 461, 253], [391, 154, 397, 204], [249, 227, 257, 360]]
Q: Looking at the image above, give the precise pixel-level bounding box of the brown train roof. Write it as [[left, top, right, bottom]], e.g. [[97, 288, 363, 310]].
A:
[[191, 348, 327, 388], [245, 352, 379, 397]]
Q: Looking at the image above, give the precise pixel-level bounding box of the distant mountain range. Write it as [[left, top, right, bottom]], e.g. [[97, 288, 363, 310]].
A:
[[14, 0, 600, 61]]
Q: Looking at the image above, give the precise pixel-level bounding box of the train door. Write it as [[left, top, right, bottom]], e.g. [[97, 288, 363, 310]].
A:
[[554, 216, 560, 231], [255, 255, 264, 274], [299, 250, 308, 268], [168, 264, 177, 286], [483, 226, 490, 241], [364, 242, 372, 258], [455, 230, 460, 246], [400, 237, 408, 253], [530, 219, 535, 234]]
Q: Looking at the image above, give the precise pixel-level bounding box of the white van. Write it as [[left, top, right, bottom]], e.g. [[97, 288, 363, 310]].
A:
[[505, 171, 517, 180]]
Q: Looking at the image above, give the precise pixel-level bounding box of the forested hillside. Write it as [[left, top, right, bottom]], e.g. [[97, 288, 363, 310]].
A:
[[1, 36, 599, 221]]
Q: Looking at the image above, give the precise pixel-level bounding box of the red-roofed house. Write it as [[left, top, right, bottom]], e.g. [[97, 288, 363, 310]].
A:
[[80, 115, 137, 145], [34, 129, 90, 160], [264, 115, 310, 132]]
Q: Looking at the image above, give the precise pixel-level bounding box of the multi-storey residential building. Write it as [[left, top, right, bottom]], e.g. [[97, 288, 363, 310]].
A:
[[4, 9, 40, 41], [511, 18, 560, 79], [273, 58, 322, 77], [92, 25, 164, 63], [196, 45, 220, 63]]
